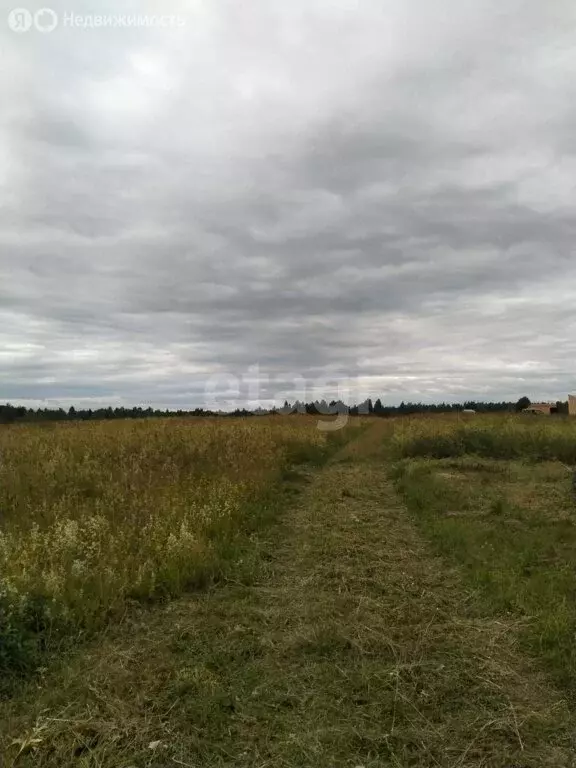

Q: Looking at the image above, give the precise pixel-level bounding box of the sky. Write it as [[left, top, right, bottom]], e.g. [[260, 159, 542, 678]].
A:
[[1, 0, 576, 410]]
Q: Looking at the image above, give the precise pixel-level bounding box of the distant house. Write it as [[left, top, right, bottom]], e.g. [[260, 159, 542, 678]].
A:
[[462, 409, 476, 414], [522, 402, 556, 415], [521, 397, 576, 416]]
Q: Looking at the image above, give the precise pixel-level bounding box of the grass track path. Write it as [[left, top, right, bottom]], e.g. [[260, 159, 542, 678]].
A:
[[2, 424, 575, 766]]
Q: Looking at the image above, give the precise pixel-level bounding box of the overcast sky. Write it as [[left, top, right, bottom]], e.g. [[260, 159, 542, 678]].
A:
[[1, 0, 576, 409]]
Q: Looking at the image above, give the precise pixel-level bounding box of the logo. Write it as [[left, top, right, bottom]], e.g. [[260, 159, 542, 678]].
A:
[[7, 7, 32, 32], [7, 6, 58, 32], [34, 7, 58, 32]]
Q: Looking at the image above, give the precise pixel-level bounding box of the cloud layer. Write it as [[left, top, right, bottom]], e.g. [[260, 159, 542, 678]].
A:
[[2, 0, 576, 408]]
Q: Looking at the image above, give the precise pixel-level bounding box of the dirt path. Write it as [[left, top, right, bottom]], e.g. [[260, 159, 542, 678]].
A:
[[2, 424, 574, 767]]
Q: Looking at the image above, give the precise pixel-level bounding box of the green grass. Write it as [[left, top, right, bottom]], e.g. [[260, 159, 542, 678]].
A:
[[391, 415, 576, 694], [392, 413, 576, 463], [2, 423, 575, 767]]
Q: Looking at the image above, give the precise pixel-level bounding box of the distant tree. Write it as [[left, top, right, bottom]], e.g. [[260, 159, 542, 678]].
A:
[[0, 404, 17, 424], [0, 396, 535, 423]]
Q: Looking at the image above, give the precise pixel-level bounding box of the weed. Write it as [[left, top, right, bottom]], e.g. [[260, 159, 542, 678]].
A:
[[0, 416, 346, 682]]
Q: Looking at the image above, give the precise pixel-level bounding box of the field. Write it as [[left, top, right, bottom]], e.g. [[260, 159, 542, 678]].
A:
[[2, 413, 576, 767], [0, 417, 344, 684], [390, 414, 576, 695]]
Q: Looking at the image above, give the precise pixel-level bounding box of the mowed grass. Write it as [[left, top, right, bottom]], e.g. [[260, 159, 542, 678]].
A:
[[0, 416, 347, 687], [2, 422, 574, 767], [390, 413, 576, 694]]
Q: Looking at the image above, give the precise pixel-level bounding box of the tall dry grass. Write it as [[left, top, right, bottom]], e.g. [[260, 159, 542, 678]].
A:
[[0, 416, 339, 678], [391, 413, 576, 463]]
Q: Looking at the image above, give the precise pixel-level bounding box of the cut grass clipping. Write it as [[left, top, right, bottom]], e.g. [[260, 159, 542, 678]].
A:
[[390, 414, 576, 695], [2, 421, 575, 768]]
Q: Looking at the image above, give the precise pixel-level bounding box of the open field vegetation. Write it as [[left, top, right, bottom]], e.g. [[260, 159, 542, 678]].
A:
[[3, 414, 576, 766], [392, 412, 576, 463], [390, 413, 576, 694], [3, 419, 576, 767], [0, 416, 348, 685]]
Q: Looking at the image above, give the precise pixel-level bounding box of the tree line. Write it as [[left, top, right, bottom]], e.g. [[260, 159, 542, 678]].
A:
[[0, 396, 562, 424]]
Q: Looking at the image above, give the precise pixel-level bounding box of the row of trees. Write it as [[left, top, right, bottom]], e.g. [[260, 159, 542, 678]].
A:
[[0, 404, 214, 424], [0, 396, 557, 424], [282, 398, 524, 416]]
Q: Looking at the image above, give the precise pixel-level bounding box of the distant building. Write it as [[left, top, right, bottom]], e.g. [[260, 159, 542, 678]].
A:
[[520, 397, 576, 416], [462, 409, 476, 414], [522, 402, 556, 415]]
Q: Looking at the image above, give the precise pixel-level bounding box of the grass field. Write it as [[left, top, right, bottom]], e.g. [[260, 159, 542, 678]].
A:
[[0, 416, 346, 686], [2, 414, 576, 766], [390, 414, 576, 695]]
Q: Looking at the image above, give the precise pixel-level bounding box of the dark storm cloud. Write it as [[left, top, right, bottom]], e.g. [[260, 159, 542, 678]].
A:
[[1, 0, 576, 408]]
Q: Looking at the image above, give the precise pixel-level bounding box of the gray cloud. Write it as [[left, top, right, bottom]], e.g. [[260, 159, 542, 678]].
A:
[[1, 0, 576, 409]]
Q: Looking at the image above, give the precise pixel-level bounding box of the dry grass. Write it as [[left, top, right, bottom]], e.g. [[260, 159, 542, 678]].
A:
[[0, 416, 342, 684], [390, 412, 576, 463], [1, 422, 574, 766]]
